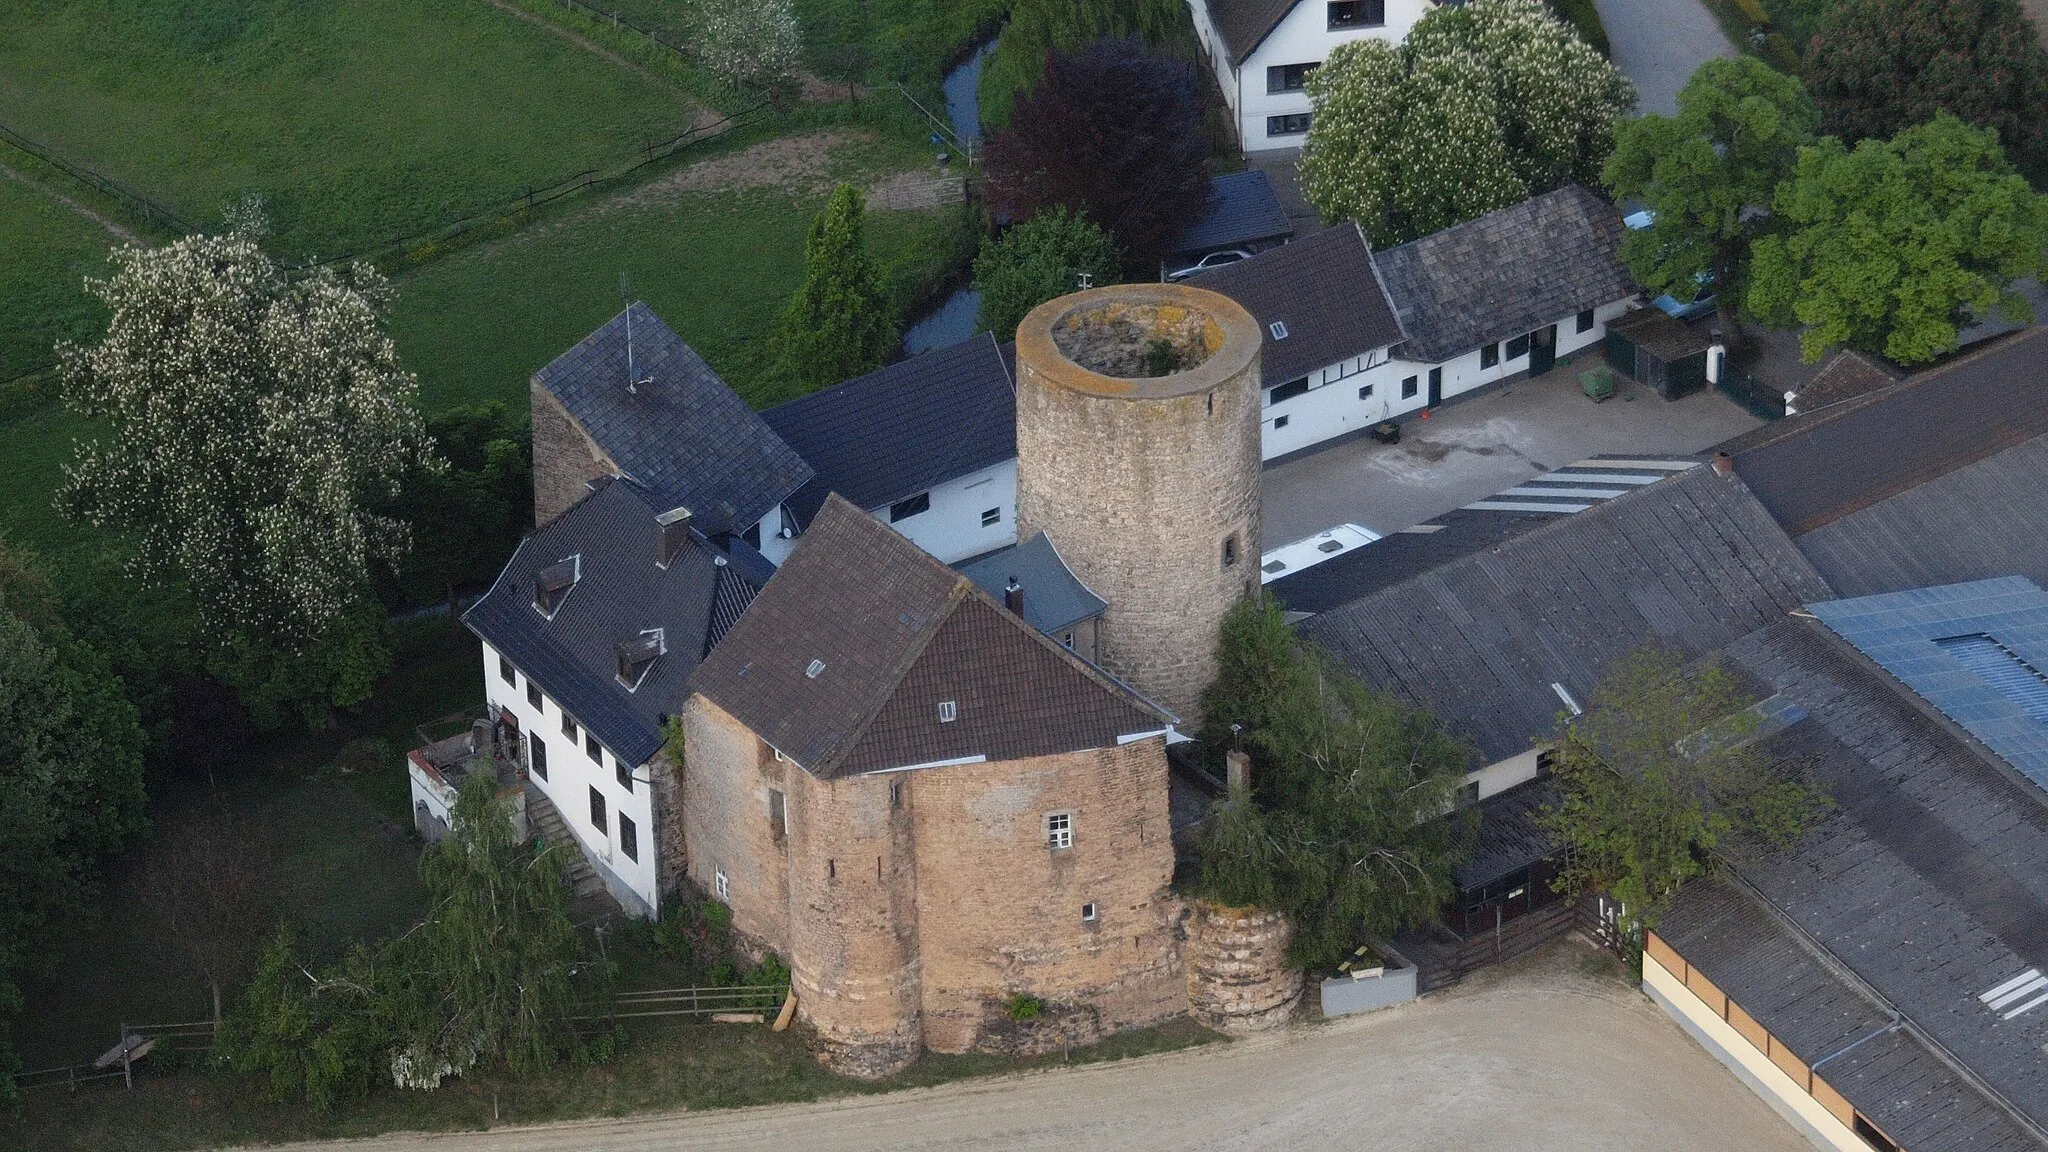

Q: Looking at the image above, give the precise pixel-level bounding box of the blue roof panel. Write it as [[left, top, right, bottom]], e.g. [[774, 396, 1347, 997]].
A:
[[1809, 576, 2048, 790]]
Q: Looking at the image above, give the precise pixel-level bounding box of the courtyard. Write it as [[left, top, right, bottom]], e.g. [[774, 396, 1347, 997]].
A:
[[1261, 357, 1763, 545], [243, 939, 1807, 1152]]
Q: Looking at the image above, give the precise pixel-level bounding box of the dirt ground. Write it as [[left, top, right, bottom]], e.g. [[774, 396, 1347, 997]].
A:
[[243, 939, 1807, 1152]]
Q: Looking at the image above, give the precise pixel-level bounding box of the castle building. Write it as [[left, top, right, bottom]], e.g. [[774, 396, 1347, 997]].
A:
[[681, 494, 1187, 1076]]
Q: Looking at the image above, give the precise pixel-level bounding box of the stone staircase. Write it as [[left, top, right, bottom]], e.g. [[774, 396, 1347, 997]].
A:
[[525, 788, 607, 901]]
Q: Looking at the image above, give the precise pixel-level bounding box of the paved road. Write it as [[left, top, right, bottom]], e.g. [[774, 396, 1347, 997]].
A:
[[246, 943, 1807, 1152], [1593, 0, 1735, 116], [1261, 364, 1759, 545]]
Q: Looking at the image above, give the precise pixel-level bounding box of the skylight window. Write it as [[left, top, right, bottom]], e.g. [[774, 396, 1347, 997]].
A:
[[1269, 321, 1290, 341], [1936, 634, 2048, 723], [806, 659, 826, 679], [533, 555, 581, 618]]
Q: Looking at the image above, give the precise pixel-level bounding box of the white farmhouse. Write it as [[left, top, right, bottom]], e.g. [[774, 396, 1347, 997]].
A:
[[1185, 0, 1436, 152]]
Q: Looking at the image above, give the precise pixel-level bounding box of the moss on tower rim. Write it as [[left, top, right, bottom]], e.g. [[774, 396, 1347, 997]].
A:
[[1019, 283, 1261, 400]]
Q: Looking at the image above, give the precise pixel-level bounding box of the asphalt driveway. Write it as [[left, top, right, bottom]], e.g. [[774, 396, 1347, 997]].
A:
[[1594, 0, 1735, 116]]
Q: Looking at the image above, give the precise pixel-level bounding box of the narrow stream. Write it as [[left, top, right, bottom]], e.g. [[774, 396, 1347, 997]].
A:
[[901, 37, 997, 356]]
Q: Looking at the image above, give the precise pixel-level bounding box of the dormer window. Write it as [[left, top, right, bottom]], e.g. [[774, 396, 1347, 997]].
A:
[[533, 555, 580, 618], [616, 628, 665, 690]]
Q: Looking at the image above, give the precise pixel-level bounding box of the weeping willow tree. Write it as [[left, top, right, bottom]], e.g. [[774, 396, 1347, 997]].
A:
[[1194, 595, 1472, 971], [977, 0, 1197, 131]]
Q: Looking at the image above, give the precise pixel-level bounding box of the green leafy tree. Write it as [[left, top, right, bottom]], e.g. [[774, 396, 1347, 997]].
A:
[[1542, 644, 1827, 935], [381, 402, 531, 610], [976, 0, 1195, 131], [971, 207, 1121, 340], [1194, 595, 1470, 971], [0, 548, 148, 1101], [57, 226, 436, 727], [775, 184, 897, 395], [1603, 56, 1817, 350], [1301, 0, 1632, 246], [1805, 0, 2048, 184], [1749, 115, 2048, 365], [221, 773, 588, 1109]]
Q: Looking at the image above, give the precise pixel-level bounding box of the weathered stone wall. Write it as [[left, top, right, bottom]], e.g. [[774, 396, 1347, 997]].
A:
[[1185, 901, 1302, 1033], [678, 697, 793, 955], [1013, 285, 1264, 724], [909, 738, 1186, 1056], [785, 761, 923, 1077], [648, 747, 687, 902], [530, 379, 616, 527]]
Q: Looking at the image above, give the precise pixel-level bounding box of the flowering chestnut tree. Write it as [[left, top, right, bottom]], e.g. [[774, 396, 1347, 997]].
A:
[[697, 0, 801, 91], [1300, 0, 1633, 247], [57, 228, 436, 726]]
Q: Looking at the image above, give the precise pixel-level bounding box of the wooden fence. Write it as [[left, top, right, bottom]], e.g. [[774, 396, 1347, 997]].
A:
[[0, 121, 192, 233]]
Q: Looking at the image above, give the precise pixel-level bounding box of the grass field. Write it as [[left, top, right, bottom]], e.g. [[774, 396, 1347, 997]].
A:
[[391, 133, 976, 409], [0, 173, 121, 377], [0, 0, 710, 257]]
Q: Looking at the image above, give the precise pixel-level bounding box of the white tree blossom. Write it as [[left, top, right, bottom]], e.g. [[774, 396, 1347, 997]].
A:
[[57, 229, 434, 717], [1300, 0, 1634, 245], [697, 0, 801, 90]]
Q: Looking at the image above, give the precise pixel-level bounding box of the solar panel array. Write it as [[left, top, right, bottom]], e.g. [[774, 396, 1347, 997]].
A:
[[1809, 576, 2048, 791]]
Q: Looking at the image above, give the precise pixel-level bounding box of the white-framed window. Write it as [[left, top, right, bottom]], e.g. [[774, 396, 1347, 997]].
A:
[[715, 870, 730, 900], [980, 507, 1001, 527], [1046, 811, 1073, 850], [938, 700, 958, 723], [1081, 903, 1098, 922]]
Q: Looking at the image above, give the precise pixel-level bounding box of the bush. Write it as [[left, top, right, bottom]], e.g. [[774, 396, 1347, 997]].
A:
[[1005, 993, 1044, 1021], [1731, 0, 1771, 26], [970, 207, 1121, 340]]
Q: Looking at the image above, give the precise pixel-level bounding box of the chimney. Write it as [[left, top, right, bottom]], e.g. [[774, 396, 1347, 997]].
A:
[[1712, 451, 1734, 478], [1003, 576, 1025, 616], [656, 506, 692, 567], [1225, 749, 1250, 794]]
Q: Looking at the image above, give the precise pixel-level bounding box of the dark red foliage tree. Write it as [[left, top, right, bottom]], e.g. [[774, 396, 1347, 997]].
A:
[[982, 39, 1210, 270], [1805, 0, 2048, 182]]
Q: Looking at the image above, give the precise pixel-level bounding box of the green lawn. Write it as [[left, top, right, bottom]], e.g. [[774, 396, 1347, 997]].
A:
[[0, 174, 119, 378], [391, 142, 975, 410], [0, 0, 707, 257]]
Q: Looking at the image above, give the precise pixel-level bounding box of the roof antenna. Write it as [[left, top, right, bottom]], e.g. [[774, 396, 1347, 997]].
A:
[[620, 272, 652, 394]]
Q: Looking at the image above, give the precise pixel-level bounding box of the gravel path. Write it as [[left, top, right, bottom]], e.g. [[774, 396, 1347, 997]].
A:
[[1593, 0, 1735, 117], [239, 941, 1806, 1152]]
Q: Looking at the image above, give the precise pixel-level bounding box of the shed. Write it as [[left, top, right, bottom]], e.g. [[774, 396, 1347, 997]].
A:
[[1603, 308, 1710, 399], [1160, 171, 1293, 274]]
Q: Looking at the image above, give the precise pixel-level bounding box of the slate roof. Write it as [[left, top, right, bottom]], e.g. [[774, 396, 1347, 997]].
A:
[[1205, 0, 1303, 65], [1731, 326, 2048, 535], [689, 495, 1170, 778], [1168, 171, 1293, 258], [1268, 508, 1563, 614], [957, 532, 1108, 635], [1373, 185, 1637, 365], [1298, 465, 1833, 764], [534, 304, 813, 536], [1658, 875, 2043, 1152], [1454, 776, 1559, 890], [1694, 616, 2048, 1145], [464, 478, 763, 768], [1197, 224, 1407, 387], [762, 333, 1015, 526], [1797, 434, 2048, 597]]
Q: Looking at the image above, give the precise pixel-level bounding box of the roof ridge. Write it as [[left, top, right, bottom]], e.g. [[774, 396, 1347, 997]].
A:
[[961, 575, 1179, 727], [818, 578, 974, 775]]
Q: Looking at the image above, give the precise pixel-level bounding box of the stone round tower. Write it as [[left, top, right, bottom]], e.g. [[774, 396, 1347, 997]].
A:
[[1013, 283, 1263, 723]]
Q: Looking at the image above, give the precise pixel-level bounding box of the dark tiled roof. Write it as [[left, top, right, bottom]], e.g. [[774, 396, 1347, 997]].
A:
[[1268, 508, 1564, 614], [1454, 776, 1559, 889], [689, 496, 1169, 778], [1731, 326, 2048, 535], [1373, 185, 1636, 364], [533, 304, 813, 536], [1197, 224, 1407, 386], [1169, 171, 1293, 258], [1796, 348, 1899, 411], [957, 532, 1108, 635], [1298, 466, 1832, 763], [762, 333, 1015, 526], [464, 479, 762, 767], [1797, 434, 2048, 597], [1206, 0, 1301, 64], [1658, 876, 2041, 1152], [1707, 617, 2048, 1143]]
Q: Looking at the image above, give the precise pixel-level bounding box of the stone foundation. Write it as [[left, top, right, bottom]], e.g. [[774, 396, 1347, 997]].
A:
[[1185, 901, 1303, 1032]]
